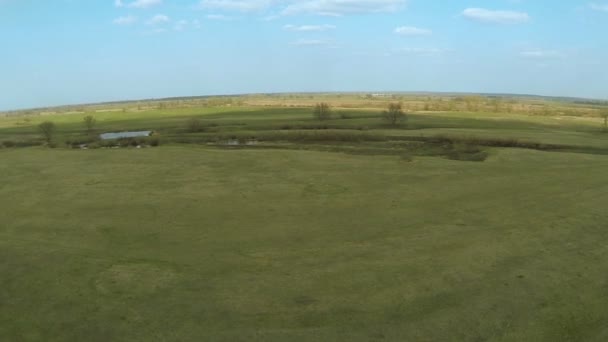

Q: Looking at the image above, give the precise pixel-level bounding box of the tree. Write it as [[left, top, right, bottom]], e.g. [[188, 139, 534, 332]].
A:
[[38, 121, 56, 144], [382, 102, 406, 126], [313, 103, 331, 121], [83, 115, 96, 135]]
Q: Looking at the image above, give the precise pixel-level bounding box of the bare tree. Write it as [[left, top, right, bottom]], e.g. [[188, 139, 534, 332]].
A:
[[313, 103, 331, 121], [382, 102, 406, 126], [38, 121, 56, 144], [83, 115, 96, 135]]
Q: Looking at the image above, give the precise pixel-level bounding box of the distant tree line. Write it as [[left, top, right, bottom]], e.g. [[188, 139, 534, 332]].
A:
[[312, 102, 407, 126]]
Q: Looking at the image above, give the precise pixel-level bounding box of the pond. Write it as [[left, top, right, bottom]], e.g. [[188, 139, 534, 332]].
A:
[[100, 131, 152, 140]]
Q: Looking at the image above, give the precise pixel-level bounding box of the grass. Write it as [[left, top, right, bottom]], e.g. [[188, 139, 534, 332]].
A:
[[2, 100, 608, 341]]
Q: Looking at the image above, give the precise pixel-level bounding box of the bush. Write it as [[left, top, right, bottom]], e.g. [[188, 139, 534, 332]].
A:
[[401, 152, 414, 162], [149, 138, 160, 147], [38, 121, 56, 144], [2, 140, 16, 148], [83, 115, 96, 135], [118, 138, 132, 147], [186, 118, 204, 132], [445, 143, 489, 162], [65, 138, 95, 149], [425, 134, 557, 150]]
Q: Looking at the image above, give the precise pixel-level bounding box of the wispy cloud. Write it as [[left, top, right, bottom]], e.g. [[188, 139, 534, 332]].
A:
[[394, 26, 432, 36], [174, 20, 188, 31], [395, 47, 448, 56], [115, 0, 162, 9], [283, 24, 336, 32], [173, 19, 202, 31], [198, 0, 274, 12], [113, 15, 138, 25], [462, 8, 530, 24], [147, 14, 170, 25], [289, 39, 334, 46], [520, 49, 562, 59], [282, 0, 407, 16], [197, 0, 407, 16], [149, 28, 168, 34], [589, 3, 608, 12], [206, 14, 234, 20]]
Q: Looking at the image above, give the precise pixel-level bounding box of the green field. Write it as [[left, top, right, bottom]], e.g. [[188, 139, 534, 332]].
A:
[[2, 97, 608, 341]]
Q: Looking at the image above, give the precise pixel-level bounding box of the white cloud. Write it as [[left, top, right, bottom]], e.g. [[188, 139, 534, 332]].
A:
[[289, 39, 332, 46], [283, 24, 336, 32], [116, 0, 162, 9], [520, 49, 562, 59], [394, 26, 431, 36], [198, 0, 407, 16], [172, 19, 202, 30], [261, 14, 281, 21], [395, 47, 448, 56], [150, 28, 167, 33], [174, 20, 188, 31], [589, 3, 608, 12], [147, 14, 170, 25], [113, 15, 137, 25], [282, 0, 407, 16], [198, 0, 275, 12], [462, 8, 530, 24], [206, 14, 233, 20]]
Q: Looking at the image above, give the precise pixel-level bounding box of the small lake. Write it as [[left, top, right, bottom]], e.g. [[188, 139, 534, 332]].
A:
[[100, 131, 152, 140]]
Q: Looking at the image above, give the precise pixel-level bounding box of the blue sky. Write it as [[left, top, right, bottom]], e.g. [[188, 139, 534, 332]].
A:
[[1, 0, 607, 110]]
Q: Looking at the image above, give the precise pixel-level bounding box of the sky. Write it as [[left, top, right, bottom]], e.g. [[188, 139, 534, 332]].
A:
[[1, 0, 607, 110]]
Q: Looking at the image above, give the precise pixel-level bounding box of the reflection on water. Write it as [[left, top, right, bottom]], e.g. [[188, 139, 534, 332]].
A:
[[100, 131, 152, 140]]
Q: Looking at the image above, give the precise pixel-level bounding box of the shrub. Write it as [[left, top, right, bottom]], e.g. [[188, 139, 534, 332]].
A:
[[149, 138, 160, 147], [38, 121, 56, 144], [401, 152, 414, 162], [445, 143, 489, 162], [186, 117, 204, 132], [340, 112, 352, 119], [99, 140, 116, 148], [83, 115, 96, 135], [2, 140, 16, 148], [65, 137, 95, 149], [118, 138, 132, 147]]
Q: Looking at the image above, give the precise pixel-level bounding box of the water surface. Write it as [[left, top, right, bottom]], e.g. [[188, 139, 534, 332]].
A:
[[100, 131, 152, 140]]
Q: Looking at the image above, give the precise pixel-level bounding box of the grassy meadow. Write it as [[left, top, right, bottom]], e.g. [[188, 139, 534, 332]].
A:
[[1, 94, 608, 341]]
